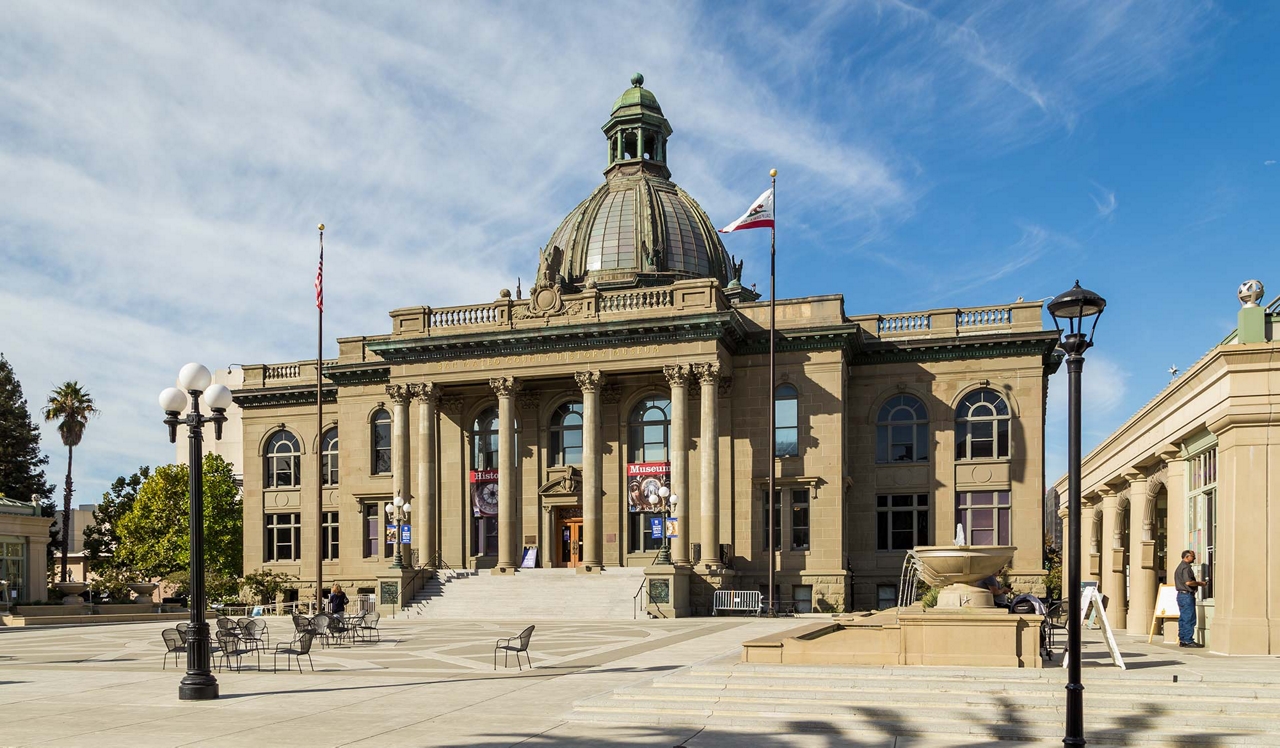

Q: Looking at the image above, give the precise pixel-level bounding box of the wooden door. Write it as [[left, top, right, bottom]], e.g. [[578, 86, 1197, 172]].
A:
[[559, 518, 583, 567]]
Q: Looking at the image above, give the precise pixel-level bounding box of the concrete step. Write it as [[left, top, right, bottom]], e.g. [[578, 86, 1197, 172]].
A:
[[404, 567, 648, 620], [568, 661, 1280, 745]]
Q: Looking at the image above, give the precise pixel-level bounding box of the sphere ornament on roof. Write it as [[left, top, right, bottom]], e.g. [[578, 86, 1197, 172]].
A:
[[1238, 279, 1264, 308], [532, 74, 751, 298]]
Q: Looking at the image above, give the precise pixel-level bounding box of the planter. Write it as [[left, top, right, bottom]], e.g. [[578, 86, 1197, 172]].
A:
[[128, 583, 159, 603], [55, 582, 89, 605]]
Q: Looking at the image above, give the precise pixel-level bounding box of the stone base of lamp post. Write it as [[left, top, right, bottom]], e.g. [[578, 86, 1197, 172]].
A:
[[575, 564, 602, 575], [375, 567, 429, 618], [643, 565, 691, 618]]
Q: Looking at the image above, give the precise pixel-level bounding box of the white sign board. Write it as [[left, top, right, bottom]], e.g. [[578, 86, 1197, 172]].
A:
[[1148, 584, 1181, 643], [1062, 585, 1126, 669]]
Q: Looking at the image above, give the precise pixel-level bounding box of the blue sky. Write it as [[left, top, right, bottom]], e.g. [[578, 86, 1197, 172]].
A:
[[2, 1, 1277, 504]]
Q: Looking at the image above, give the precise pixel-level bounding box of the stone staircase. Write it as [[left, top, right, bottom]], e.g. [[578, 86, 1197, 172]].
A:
[[402, 566, 648, 620], [570, 661, 1280, 745]]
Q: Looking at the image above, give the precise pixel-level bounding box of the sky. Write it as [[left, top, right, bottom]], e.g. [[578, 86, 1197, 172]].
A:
[[2, 1, 1278, 506]]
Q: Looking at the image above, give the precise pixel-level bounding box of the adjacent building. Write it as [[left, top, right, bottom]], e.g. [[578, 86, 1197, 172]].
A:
[[0, 494, 52, 605], [1052, 281, 1279, 654], [235, 76, 1060, 613]]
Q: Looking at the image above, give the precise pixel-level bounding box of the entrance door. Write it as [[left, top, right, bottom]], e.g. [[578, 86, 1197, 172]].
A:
[[558, 518, 583, 568]]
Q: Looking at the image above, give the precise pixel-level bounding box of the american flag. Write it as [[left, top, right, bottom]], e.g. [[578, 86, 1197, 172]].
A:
[[315, 230, 324, 312]]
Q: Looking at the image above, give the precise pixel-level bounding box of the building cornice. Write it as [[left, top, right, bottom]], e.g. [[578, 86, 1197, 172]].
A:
[[234, 385, 338, 409]]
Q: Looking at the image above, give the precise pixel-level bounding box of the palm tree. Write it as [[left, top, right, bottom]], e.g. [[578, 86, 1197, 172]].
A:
[[43, 382, 97, 584]]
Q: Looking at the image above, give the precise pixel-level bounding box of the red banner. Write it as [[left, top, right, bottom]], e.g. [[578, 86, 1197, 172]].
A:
[[627, 462, 670, 512], [470, 470, 498, 517]]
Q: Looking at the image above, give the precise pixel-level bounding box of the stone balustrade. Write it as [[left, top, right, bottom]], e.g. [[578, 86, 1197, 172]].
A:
[[850, 301, 1043, 341]]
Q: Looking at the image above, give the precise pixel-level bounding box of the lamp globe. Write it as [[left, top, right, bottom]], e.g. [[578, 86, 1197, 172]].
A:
[[159, 387, 188, 413], [177, 363, 213, 392]]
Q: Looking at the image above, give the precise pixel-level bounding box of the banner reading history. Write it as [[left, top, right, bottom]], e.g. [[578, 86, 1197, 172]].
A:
[[470, 469, 498, 517], [627, 462, 670, 512]]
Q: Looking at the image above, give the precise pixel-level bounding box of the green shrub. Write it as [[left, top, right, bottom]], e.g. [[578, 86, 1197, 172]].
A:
[[921, 586, 942, 609], [89, 567, 134, 602]]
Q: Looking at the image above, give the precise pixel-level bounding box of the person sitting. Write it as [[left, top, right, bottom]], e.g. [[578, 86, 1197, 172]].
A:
[[979, 574, 1012, 609]]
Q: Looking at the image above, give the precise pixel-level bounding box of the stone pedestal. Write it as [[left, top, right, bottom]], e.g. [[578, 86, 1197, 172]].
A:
[[644, 565, 690, 618], [935, 583, 995, 609], [375, 568, 424, 617], [690, 566, 736, 615]]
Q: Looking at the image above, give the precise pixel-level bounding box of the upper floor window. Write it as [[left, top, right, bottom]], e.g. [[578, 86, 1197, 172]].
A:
[[371, 409, 392, 474], [876, 394, 928, 463], [264, 430, 301, 488], [473, 408, 499, 470], [955, 389, 1010, 460], [549, 402, 584, 467], [628, 397, 670, 463], [321, 428, 339, 486], [774, 384, 799, 458]]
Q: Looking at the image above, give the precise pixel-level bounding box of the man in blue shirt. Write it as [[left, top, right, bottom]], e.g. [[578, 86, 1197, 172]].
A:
[[1174, 550, 1208, 648]]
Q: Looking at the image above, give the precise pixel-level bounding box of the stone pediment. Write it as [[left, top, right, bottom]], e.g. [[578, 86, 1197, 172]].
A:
[[540, 465, 582, 507]]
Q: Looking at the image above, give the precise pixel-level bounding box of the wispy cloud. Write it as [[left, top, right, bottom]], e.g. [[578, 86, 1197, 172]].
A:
[[1045, 351, 1131, 483], [1089, 181, 1119, 219]]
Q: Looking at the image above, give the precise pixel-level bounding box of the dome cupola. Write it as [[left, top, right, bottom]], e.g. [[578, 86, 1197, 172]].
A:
[[532, 74, 747, 295]]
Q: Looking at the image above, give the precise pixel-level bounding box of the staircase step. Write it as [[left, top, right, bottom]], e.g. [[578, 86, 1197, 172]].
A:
[[403, 567, 648, 620]]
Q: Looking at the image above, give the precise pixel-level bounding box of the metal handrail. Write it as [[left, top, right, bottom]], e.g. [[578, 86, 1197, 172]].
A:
[[632, 577, 648, 620]]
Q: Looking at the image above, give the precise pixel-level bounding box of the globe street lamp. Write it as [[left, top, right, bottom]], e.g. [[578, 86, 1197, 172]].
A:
[[385, 496, 411, 569], [652, 486, 678, 565], [158, 362, 231, 701], [1048, 281, 1106, 747]]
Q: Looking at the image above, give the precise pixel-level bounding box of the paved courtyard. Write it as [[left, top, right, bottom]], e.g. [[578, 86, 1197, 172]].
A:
[[2, 616, 1277, 747]]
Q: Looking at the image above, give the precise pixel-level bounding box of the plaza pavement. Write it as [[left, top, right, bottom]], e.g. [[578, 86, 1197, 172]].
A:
[[0, 615, 1275, 747]]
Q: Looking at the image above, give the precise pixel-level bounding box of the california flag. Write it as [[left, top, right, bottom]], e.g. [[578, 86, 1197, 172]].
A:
[[719, 188, 774, 233]]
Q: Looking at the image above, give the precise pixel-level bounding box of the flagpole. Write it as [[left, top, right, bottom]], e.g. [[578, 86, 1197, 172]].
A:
[[315, 224, 325, 614], [767, 168, 777, 617]]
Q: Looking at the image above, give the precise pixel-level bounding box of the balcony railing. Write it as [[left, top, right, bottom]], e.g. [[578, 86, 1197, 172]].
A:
[[851, 302, 1044, 341]]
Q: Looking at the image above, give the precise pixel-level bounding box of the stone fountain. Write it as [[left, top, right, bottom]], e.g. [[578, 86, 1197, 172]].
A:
[[910, 545, 1015, 610]]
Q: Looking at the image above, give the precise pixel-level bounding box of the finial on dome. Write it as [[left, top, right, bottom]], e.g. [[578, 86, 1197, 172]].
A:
[[631, 72, 644, 87]]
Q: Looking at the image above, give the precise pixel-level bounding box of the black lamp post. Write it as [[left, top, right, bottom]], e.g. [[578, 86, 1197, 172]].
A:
[[652, 486, 678, 565], [1047, 281, 1106, 747], [159, 363, 230, 702], [385, 495, 411, 569]]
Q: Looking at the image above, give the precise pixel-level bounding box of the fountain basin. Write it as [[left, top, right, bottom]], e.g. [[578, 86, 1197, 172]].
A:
[[909, 545, 1015, 610]]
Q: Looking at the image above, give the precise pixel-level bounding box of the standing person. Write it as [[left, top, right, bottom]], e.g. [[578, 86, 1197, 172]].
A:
[[328, 583, 349, 619], [1175, 550, 1208, 648]]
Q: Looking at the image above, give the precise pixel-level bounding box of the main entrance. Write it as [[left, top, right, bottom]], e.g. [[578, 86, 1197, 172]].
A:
[[556, 507, 583, 568]]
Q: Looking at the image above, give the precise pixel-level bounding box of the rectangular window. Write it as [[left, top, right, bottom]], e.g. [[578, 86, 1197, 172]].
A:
[[955, 491, 1011, 546], [876, 494, 930, 551], [471, 516, 498, 556], [1187, 447, 1217, 600], [628, 512, 665, 553], [877, 584, 898, 610], [322, 453, 338, 486], [791, 489, 810, 550], [363, 502, 392, 559], [322, 511, 339, 561], [793, 585, 813, 613], [763, 490, 783, 551], [264, 513, 301, 562]]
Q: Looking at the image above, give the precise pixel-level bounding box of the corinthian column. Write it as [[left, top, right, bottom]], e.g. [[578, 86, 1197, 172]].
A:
[[490, 376, 520, 572], [575, 371, 605, 570], [411, 383, 440, 569], [694, 363, 721, 568], [386, 385, 414, 561], [663, 364, 691, 565]]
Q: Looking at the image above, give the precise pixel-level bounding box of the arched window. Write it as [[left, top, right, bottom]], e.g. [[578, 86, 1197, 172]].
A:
[[371, 409, 392, 474], [774, 384, 799, 457], [264, 430, 301, 488], [876, 394, 928, 463], [473, 408, 500, 470], [321, 428, 339, 486], [628, 396, 671, 463], [549, 402, 583, 467], [955, 389, 1010, 460]]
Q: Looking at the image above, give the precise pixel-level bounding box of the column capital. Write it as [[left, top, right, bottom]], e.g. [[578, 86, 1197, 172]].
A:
[[574, 370, 607, 393], [663, 364, 691, 388], [692, 361, 721, 385], [386, 384, 414, 405], [409, 382, 441, 405], [489, 376, 521, 398], [1122, 468, 1149, 486]]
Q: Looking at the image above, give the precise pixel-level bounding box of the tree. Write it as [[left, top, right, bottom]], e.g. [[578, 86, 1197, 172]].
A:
[[42, 381, 97, 583], [0, 354, 54, 506], [83, 467, 151, 574], [115, 454, 243, 582]]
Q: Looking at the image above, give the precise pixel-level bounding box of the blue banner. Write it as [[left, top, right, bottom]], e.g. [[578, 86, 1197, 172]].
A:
[[650, 517, 663, 539]]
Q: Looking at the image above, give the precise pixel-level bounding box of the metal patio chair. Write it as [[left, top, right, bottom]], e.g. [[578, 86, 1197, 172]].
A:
[[241, 618, 270, 651], [356, 611, 381, 643], [214, 629, 259, 672], [161, 628, 186, 670], [273, 632, 316, 672], [493, 625, 535, 671]]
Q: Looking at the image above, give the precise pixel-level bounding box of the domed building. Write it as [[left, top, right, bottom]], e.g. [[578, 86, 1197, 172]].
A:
[[234, 76, 1059, 621]]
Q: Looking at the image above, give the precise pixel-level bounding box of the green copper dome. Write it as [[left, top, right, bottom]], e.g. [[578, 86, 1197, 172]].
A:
[[535, 75, 737, 292]]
